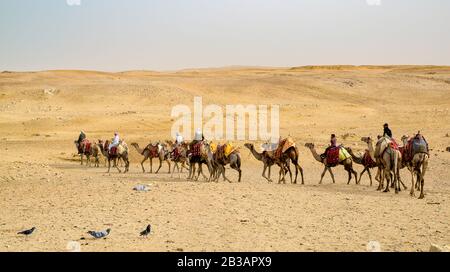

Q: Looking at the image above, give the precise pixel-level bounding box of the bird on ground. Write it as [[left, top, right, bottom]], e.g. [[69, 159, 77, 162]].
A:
[[17, 227, 36, 236], [140, 225, 151, 237]]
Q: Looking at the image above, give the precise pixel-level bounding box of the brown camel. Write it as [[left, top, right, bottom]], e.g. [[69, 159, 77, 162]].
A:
[[90, 143, 101, 167], [346, 147, 380, 186], [401, 135, 429, 199], [304, 143, 357, 184], [244, 143, 292, 184], [211, 144, 242, 183], [187, 141, 214, 182], [98, 140, 130, 173], [165, 140, 190, 178], [361, 136, 403, 193], [130, 142, 171, 174], [74, 139, 101, 167]]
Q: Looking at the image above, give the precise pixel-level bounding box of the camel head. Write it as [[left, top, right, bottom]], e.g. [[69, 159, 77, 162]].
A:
[[165, 140, 174, 146], [401, 135, 409, 143], [244, 143, 254, 150], [361, 137, 372, 144], [130, 142, 138, 147], [304, 143, 314, 149]]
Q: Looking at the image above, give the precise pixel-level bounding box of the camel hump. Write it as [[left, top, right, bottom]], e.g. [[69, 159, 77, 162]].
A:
[[281, 137, 296, 153]]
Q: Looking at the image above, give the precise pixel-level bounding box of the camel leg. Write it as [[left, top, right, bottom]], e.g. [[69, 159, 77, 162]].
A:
[[298, 165, 305, 185], [221, 165, 232, 183], [155, 159, 163, 174], [114, 158, 122, 173], [188, 163, 195, 180], [286, 164, 293, 184], [293, 162, 299, 184], [80, 154, 83, 165], [267, 165, 273, 183], [140, 157, 147, 173], [419, 159, 427, 199], [194, 164, 201, 181], [319, 167, 327, 184], [262, 165, 270, 182], [107, 159, 111, 173], [278, 167, 284, 184], [409, 169, 415, 197], [383, 169, 390, 193], [347, 169, 352, 185], [149, 158, 153, 173], [200, 164, 208, 181], [170, 162, 177, 178], [398, 170, 407, 190], [376, 167, 383, 191], [367, 168, 373, 186], [327, 167, 335, 183], [358, 168, 367, 185], [414, 165, 421, 190], [167, 160, 171, 174]]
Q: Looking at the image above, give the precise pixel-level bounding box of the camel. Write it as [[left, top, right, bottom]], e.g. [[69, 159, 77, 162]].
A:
[[304, 143, 357, 184], [346, 147, 380, 186], [90, 143, 102, 167], [130, 142, 171, 174], [361, 137, 403, 193], [211, 144, 242, 183], [98, 140, 130, 173], [187, 141, 214, 181], [244, 143, 293, 184], [401, 135, 429, 199], [165, 140, 190, 178], [74, 139, 100, 167]]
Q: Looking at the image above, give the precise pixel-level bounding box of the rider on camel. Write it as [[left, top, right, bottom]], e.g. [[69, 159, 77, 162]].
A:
[[108, 132, 120, 153], [76, 131, 86, 154]]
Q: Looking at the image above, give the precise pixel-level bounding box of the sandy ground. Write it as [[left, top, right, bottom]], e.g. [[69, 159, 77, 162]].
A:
[[0, 66, 449, 252]]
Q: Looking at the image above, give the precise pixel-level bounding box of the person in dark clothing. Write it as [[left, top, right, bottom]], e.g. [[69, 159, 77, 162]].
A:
[[76, 131, 86, 154], [383, 123, 392, 138]]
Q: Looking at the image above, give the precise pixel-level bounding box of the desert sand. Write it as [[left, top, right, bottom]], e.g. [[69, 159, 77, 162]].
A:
[[0, 66, 449, 252]]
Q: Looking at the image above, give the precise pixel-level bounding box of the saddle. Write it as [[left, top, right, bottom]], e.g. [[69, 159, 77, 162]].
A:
[[362, 150, 376, 167], [389, 139, 400, 150], [274, 137, 296, 159], [401, 134, 429, 163], [109, 146, 118, 156], [83, 140, 91, 153], [326, 146, 340, 166], [171, 146, 182, 160], [191, 141, 203, 157]]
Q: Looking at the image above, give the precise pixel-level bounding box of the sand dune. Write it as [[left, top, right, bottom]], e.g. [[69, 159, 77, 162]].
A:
[[0, 66, 449, 251]]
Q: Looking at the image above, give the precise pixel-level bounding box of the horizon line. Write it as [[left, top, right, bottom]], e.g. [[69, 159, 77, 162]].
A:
[[2, 64, 450, 74]]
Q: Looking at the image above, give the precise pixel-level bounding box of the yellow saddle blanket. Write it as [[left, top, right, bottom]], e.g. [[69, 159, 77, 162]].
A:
[[339, 147, 351, 161]]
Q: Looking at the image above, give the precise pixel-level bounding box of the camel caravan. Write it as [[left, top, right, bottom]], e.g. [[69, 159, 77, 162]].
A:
[[73, 124, 430, 199]]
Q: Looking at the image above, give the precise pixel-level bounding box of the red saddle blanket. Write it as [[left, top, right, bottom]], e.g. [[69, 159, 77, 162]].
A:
[[82, 140, 91, 153], [109, 147, 117, 156], [389, 139, 399, 150], [363, 150, 376, 167], [172, 147, 181, 160], [192, 142, 202, 157], [149, 146, 159, 157], [326, 147, 340, 166]]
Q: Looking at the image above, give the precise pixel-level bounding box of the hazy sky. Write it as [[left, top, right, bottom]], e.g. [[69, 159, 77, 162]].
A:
[[1, 0, 449, 71]]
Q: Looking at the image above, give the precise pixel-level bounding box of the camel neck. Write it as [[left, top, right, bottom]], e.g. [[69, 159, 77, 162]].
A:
[[308, 146, 323, 163], [249, 147, 263, 161]]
